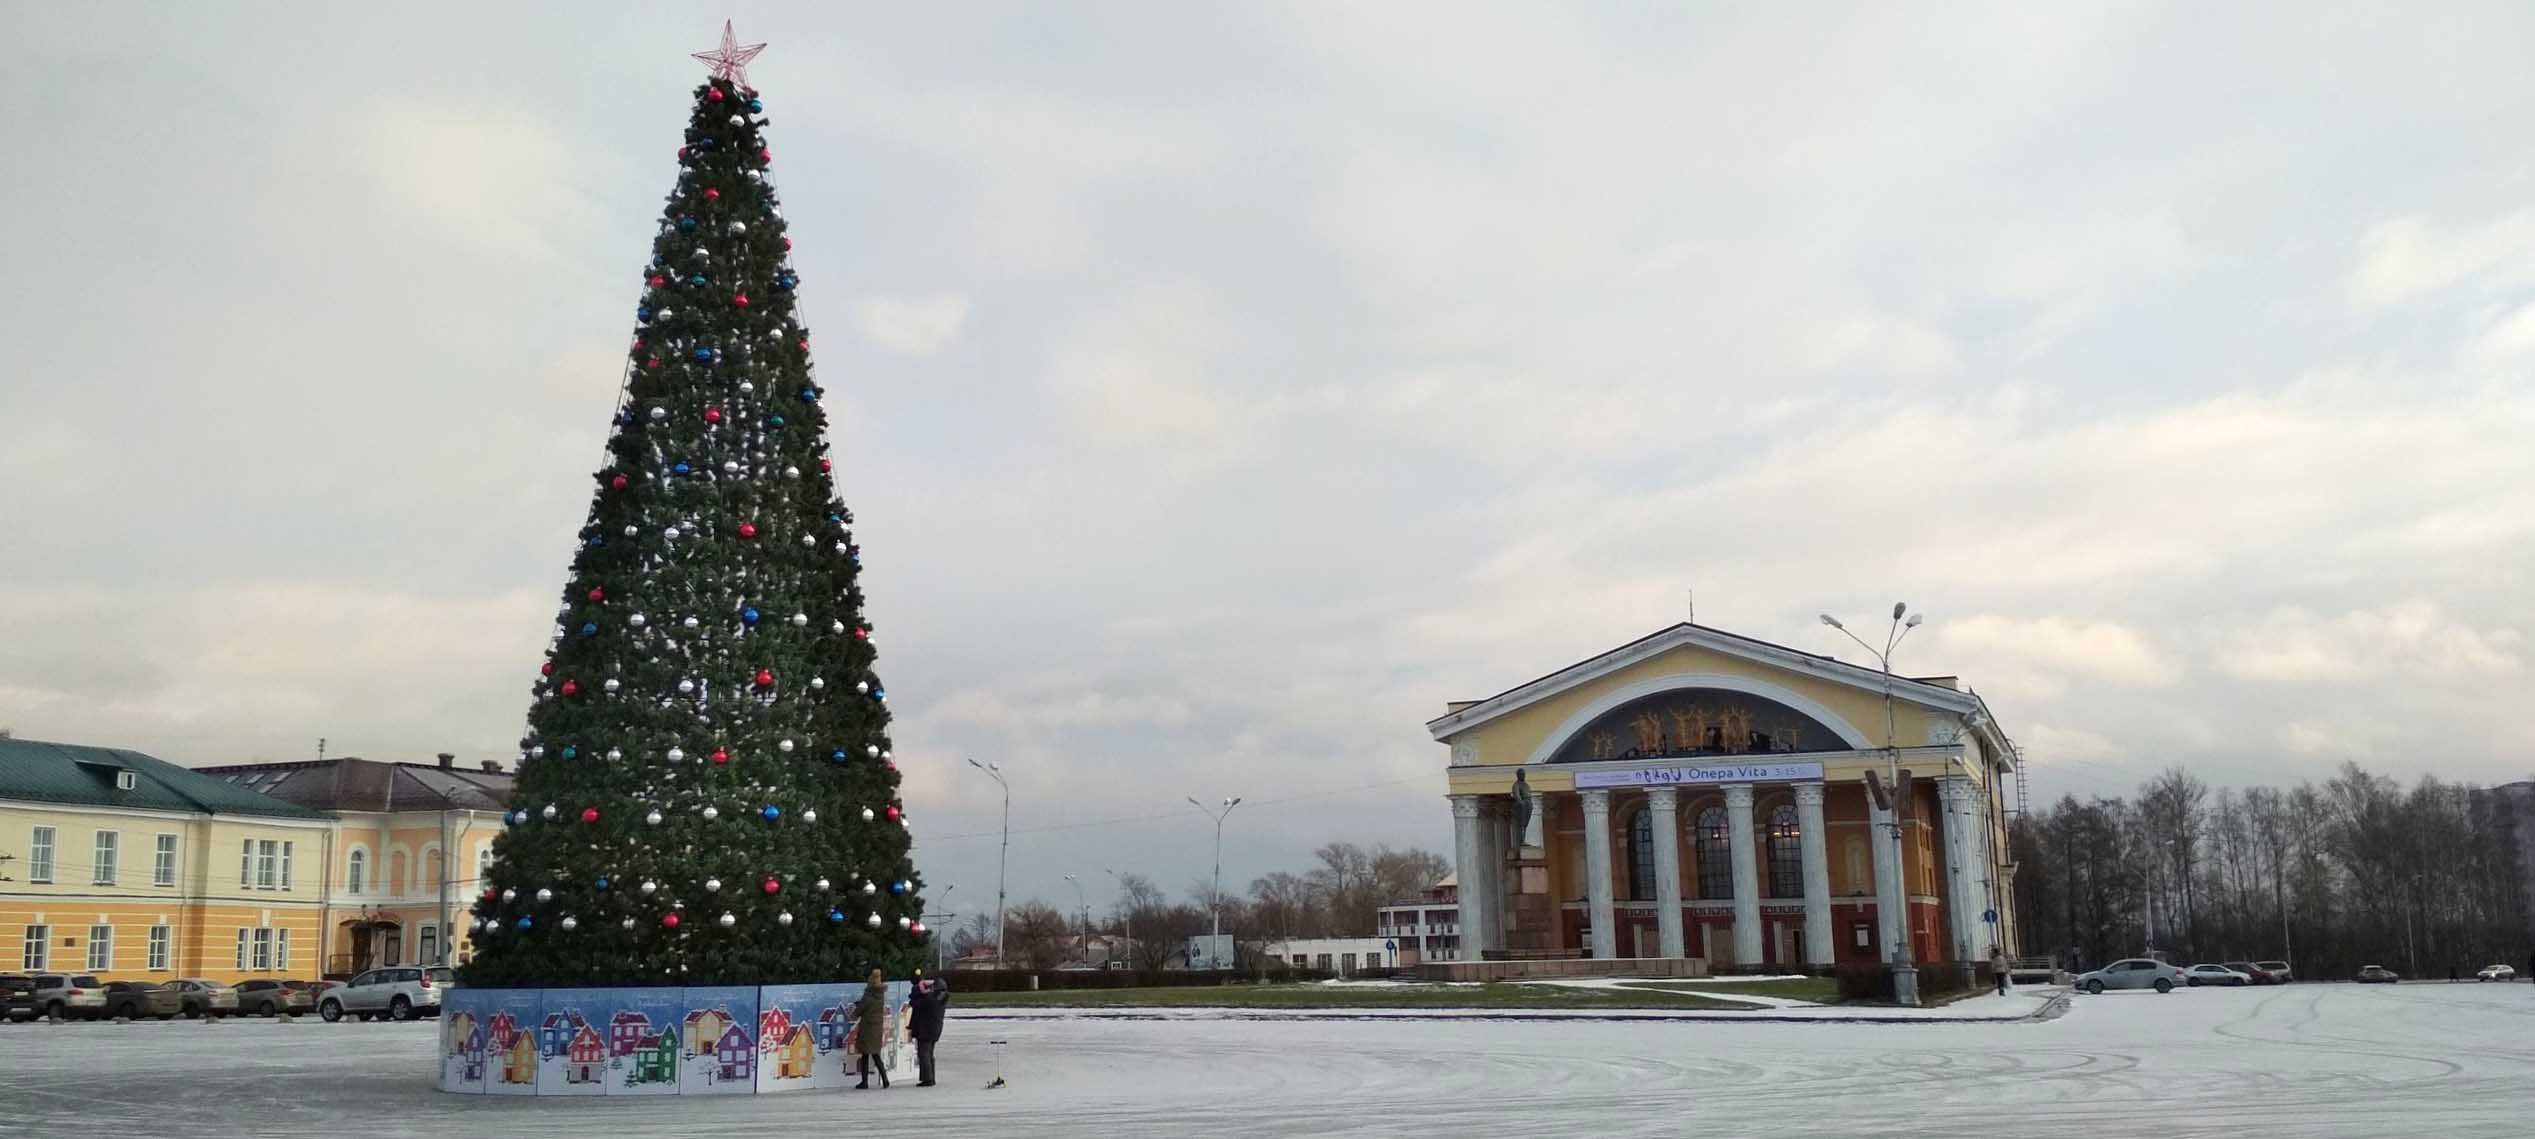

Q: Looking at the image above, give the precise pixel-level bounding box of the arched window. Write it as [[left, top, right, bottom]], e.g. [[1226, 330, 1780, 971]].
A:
[[346, 849, 367, 895], [1766, 805, 1803, 897], [1695, 807, 1732, 900], [1626, 808, 1655, 901], [388, 851, 407, 898], [422, 847, 445, 895]]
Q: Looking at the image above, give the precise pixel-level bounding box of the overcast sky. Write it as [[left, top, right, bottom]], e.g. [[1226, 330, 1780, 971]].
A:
[[6, 3, 2532, 923]]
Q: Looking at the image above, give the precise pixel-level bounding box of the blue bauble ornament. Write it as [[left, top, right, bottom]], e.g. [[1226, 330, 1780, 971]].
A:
[[636, 306, 653, 323], [689, 274, 707, 287], [828, 909, 844, 924], [761, 805, 781, 821], [742, 607, 761, 624], [595, 876, 610, 891], [769, 415, 786, 427], [579, 623, 598, 637], [693, 346, 714, 361], [889, 881, 904, 894], [747, 98, 762, 112], [650, 256, 665, 269], [561, 745, 578, 760], [674, 461, 692, 475], [872, 687, 886, 702], [830, 749, 846, 763], [678, 216, 697, 232], [778, 273, 798, 290], [800, 388, 819, 402], [517, 916, 534, 930], [587, 536, 604, 547]]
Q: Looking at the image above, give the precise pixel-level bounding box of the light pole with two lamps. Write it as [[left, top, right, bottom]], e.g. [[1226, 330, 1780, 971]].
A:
[[1188, 796, 1241, 969], [967, 758, 1010, 969], [1821, 602, 1922, 1007]]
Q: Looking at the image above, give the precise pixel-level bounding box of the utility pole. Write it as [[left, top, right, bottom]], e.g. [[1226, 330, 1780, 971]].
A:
[[1105, 867, 1132, 967], [1189, 796, 1242, 969], [1823, 602, 1923, 1007], [968, 759, 1010, 969]]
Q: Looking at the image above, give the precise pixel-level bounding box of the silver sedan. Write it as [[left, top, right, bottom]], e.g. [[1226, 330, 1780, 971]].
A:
[[2073, 958, 2188, 994]]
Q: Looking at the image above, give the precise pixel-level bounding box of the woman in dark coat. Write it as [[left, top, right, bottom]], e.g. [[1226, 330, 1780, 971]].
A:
[[907, 976, 951, 1087], [853, 969, 890, 1089]]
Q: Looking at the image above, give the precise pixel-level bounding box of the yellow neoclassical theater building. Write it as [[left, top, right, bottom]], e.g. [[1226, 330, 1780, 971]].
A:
[[1427, 622, 2019, 973]]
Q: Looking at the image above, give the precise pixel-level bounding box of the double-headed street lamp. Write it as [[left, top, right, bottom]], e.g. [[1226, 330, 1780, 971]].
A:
[[967, 758, 1010, 968], [1821, 602, 1923, 1007], [1105, 867, 1132, 964], [1188, 796, 1241, 969]]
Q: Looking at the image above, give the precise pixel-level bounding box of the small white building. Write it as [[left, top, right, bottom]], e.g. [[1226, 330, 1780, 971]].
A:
[[1258, 937, 1399, 975]]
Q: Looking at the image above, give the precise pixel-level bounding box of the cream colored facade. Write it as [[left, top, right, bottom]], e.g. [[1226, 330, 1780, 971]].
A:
[[1429, 623, 2020, 972], [2, 803, 333, 983]]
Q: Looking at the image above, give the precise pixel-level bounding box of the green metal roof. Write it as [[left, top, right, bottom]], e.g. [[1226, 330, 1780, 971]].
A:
[[0, 737, 330, 820]]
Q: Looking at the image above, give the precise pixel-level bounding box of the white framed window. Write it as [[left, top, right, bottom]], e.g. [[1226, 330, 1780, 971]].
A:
[[154, 833, 178, 887], [22, 924, 48, 970], [92, 831, 119, 885], [235, 928, 249, 971], [148, 925, 170, 970], [419, 924, 438, 967], [346, 849, 367, 894], [255, 840, 277, 890], [275, 928, 291, 971], [87, 924, 112, 971], [251, 928, 272, 971], [28, 826, 55, 883], [240, 840, 253, 888], [280, 841, 294, 890]]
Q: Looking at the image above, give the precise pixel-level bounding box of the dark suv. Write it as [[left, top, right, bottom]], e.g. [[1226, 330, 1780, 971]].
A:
[[0, 974, 34, 1022]]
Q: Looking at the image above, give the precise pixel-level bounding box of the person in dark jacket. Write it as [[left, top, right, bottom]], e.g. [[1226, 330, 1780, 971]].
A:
[[907, 976, 951, 1087], [853, 969, 891, 1089]]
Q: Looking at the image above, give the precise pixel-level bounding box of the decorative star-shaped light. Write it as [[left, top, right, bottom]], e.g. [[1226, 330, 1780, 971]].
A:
[[692, 20, 767, 85]]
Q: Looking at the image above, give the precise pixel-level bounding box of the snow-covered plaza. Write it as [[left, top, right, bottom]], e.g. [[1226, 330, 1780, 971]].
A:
[[6, 983, 2530, 1137]]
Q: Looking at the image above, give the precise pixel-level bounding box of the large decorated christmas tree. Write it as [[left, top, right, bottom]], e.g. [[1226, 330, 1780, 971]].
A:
[[464, 26, 927, 988]]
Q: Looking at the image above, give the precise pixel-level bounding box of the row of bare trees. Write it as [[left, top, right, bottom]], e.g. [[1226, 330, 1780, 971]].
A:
[[943, 842, 1450, 970], [2012, 762, 2532, 978]]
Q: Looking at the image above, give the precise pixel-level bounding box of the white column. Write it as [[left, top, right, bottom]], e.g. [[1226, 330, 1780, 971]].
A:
[[1794, 782, 1834, 967], [1724, 783, 1762, 967], [1451, 796, 1485, 962], [1870, 798, 1902, 959], [1580, 788, 1617, 960], [1940, 776, 1980, 961], [1648, 787, 1685, 959], [1476, 802, 1504, 956]]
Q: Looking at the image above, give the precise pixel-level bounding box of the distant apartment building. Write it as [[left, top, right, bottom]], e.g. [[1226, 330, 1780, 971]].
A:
[[1377, 876, 1462, 964]]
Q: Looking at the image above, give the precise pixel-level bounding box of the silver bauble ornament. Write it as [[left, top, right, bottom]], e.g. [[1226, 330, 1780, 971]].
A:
[[899, 916, 912, 929], [667, 746, 686, 762], [857, 680, 871, 694], [880, 750, 893, 763], [645, 809, 663, 826], [530, 745, 546, 758], [683, 616, 701, 629], [606, 747, 623, 762], [620, 917, 637, 930], [677, 679, 696, 695], [861, 807, 876, 822], [784, 466, 800, 479], [702, 806, 720, 821], [560, 915, 577, 931], [603, 678, 621, 694], [629, 613, 646, 628], [728, 114, 745, 126], [501, 888, 517, 902], [815, 877, 831, 891], [648, 406, 668, 422], [831, 620, 846, 634], [866, 912, 882, 928], [639, 880, 658, 895], [862, 881, 878, 896], [728, 220, 748, 234], [790, 613, 808, 627], [865, 744, 881, 758], [540, 804, 558, 820], [663, 526, 681, 540], [809, 677, 825, 690], [777, 911, 794, 927], [777, 739, 795, 753], [718, 912, 737, 929], [801, 809, 818, 824], [739, 380, 755, 393], [535, 888, 552, 904], [704, 878, 722, 893], [722, 460, 739, 474], [624, 526, 638, 537]]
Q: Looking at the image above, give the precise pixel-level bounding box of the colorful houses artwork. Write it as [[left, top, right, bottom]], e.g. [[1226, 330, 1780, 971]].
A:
[[456, 1025, 487, 1083], [608, 1010, 653, 1059], [683, 1007, 734, 1059], [540, 1010, 593, 1059], [487, 1011, 522, 1054], [772, 1026, 814, 1080], [565, 1024, 607, 1085], [629, 1026, 680, 1086], [499, 1026, 538, 1085], [757, 1008, 795, 1056], [814, 1005, 851, 1053], [443, 1010, 480, 1057], [713, 1023, 755, 1083]]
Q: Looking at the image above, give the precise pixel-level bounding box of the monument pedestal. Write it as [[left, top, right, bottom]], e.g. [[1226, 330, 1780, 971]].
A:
[[1504, 847, 1553, 954]]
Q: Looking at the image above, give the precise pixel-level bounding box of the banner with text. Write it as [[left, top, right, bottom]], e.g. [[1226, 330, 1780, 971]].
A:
[[1573, 760, 1826, 789]]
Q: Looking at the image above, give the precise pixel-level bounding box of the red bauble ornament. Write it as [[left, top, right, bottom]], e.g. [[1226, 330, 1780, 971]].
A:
[[819, 458, 832, 473], [910, 922, 927, 936], [761, 877, 780, 895], [758, 148, 772, 162], [711, 749, 729, 765], [885, 805, 902, 821], [708, 87, 725, 102], [783, 237, 793, 251], [704, 408, 723, 424], [796, 340, 809, 352], [610, 474, 629, 489], [561, 680, 581, 697], [649, 275, 666, 287], [754, 670, 775, 689], [646, 357, 661, 369], [581, 807, 599, 824], [733, 293, 750, 308], [541, 661, 556, 676], [854, 627, 869, 640], [483, 887, 498, 902], [677, 147, 690, 159], [662, 913, 681, 928], [587, 587, 606, 602], [704, 187, 720, 201], [738, 522, 758, 539]]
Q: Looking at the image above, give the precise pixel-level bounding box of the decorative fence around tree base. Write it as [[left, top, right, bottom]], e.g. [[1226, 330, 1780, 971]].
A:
[[437, 982, 908, 1097]]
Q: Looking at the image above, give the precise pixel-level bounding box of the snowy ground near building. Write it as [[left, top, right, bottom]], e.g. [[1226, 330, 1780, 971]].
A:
[[5, 982, 2531, 1137]]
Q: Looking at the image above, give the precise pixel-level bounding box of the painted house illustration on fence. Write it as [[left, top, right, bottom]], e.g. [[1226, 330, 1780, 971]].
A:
[[714, 1023, 755, 1083], [608, 1010, 653, 1058], [540, 1010, 592, 1059], [565, 1024, 607, 1084], [456, 1025, 487, 1082], [442, 1010, 479, 1057], [815, 1005, 851, 1053], [683, 1007, 734, 1059], [757, 1008, 795, 1056], [487, 1011, 522, 1053], [773, 1026, 815, 1079], [500, 1026, 538, 1085], [629, 1026, 680, 1086]]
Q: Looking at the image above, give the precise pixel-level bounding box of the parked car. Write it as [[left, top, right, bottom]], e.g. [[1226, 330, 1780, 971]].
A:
[[165, 978, 240, 1018], [29, 974, 109, 1020], [1, 974, 37, 1022], [2254, 960, 2293, 983], [234, 978, 320, 1016], [2355, 964, 2401, 983], [2476, 964, 2516, 982], [100, 981, 183, 1020], [318, 966, 454, 1022], [2183, 964, 2251, 987], [2223, 961, 2280, 985], [2073, 958, 2188, 994]]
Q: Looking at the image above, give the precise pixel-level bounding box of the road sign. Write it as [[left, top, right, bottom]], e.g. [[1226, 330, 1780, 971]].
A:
[[1983, 910, 1998, 923]]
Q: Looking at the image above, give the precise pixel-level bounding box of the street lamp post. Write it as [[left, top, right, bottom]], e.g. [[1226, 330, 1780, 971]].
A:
[[1188, 796, 1242, 969], [1062, 873, 1087, 959], [929, 884, 956, 972], [1104, 867, 1132, 967], [1821, 602, 1923, 1007], [968, 758, 1010, 969]]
